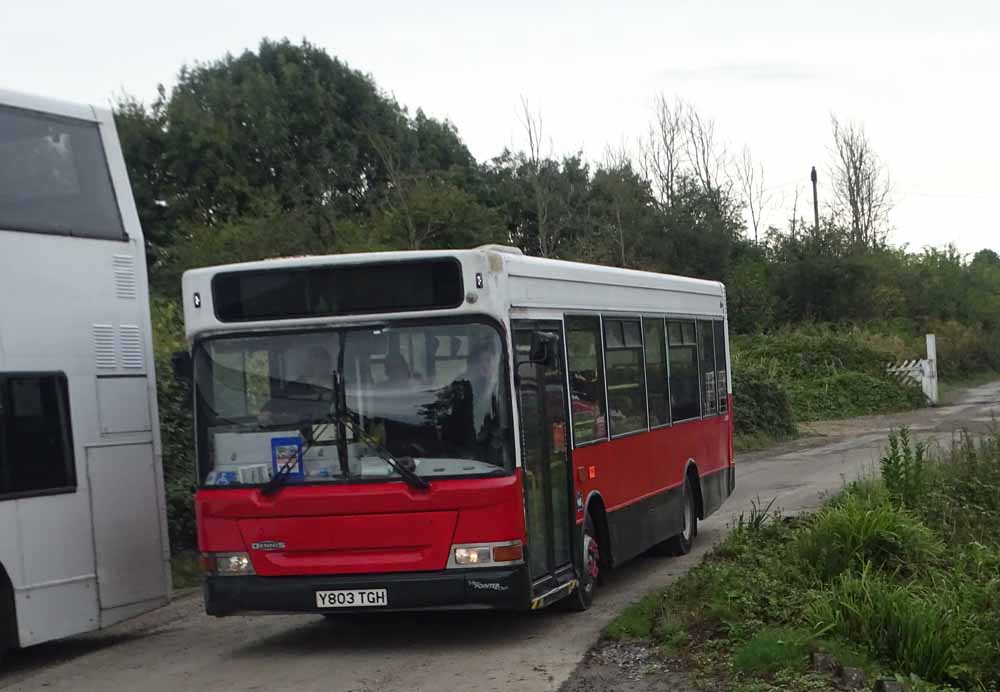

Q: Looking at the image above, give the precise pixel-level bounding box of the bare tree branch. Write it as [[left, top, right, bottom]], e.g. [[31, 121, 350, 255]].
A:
[[734, 145, 769, 244], [683, 106, 727, 198], [640, 95, 686, 208], [829, 115, 892, 249]]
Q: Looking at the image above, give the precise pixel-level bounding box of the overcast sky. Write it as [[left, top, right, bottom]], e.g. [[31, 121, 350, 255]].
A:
[[2, 0, 997, 253]]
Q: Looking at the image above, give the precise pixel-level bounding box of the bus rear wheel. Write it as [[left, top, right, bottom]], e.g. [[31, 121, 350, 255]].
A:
[[563, 513, 600, 612], [663, 478, 697, 556]]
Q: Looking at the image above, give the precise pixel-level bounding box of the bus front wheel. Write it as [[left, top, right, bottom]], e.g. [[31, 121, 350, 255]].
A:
[[563, 513, 600, 612]]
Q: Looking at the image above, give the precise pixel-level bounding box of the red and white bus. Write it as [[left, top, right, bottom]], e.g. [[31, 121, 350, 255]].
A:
[[180, 245, 733, 613]]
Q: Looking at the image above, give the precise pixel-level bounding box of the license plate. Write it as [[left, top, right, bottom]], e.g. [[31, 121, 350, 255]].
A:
[[315, 588, 388, 608]]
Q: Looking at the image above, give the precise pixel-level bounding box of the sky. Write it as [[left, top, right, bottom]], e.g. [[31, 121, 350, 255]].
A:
[[2, 0, 997, 254]]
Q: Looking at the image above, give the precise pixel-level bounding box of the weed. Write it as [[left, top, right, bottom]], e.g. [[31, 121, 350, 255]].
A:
[[603, 592, 662, 640], [735, 496, 779, 533], [881, 427, 928, 508], [732, 627, 812, 674], [791, 493, 943, 581]]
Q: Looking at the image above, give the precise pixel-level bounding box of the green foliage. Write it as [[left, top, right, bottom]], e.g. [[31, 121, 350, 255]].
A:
[[732, 364, 797, 439], [786, 371, 925, 421], [603, 592, 662, 640], [881, 428, 929, 508], [150, 299, 197, 552], [804, 565, 987, 685], [791, 494, 943, 581], [732, 627, 812, 674], [612, 429, 1000, 689]]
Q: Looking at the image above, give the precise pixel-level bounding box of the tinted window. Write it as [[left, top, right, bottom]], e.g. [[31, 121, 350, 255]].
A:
[[643, 318, 669, 427], [213, 259, 463, 322], [0, 106, 124, 240], [667, 320, 700, 421], [565, 316, 607, 444], [714, 321, 729, 413], [699, 321, 717, 416], [0, 373, 76, 498], [603, 318, 647, 436]]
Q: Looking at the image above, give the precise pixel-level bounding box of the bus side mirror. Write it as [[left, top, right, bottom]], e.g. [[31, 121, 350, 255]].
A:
[[172, 351, 193, 384], [529, 332, 559, 368]]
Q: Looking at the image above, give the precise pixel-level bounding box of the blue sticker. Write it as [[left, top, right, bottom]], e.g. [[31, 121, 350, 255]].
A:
[[270, 437, 304, 479], [214, 471, 238, 486]]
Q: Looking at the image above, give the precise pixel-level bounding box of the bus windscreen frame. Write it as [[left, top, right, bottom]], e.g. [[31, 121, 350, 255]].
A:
[[211, 258, 465, 322]]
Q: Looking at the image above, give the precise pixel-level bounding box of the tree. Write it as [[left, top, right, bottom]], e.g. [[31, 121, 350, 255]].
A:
[[683, 105, 727, 202], [734, 146, 768, 244], [829, 115, 892, 250], [641, 95, 686, 209]]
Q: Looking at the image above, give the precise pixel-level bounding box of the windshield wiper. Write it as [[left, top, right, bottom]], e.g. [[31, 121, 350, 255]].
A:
[[338, 412, 431, 491]]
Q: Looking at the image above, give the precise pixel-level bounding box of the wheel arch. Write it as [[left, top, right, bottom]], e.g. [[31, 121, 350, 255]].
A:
[[684, 459, 706, 520], [0, 559, 18, 652]]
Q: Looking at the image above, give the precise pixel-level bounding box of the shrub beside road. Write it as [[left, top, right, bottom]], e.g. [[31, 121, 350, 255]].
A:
[[600, 428, 1000, 692]]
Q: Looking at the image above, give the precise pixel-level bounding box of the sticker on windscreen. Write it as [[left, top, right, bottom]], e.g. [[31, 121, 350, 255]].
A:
[[271, 437, 305, 479]]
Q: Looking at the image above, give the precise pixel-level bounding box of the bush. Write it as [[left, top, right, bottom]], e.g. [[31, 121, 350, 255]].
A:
[[732, 364, 797, 440], [786, 371, 925, 421], [804, 565, 987, 686], [791, 494, 943, 581], [151, 298, 197, 553], [926, 320, 1000, 378]]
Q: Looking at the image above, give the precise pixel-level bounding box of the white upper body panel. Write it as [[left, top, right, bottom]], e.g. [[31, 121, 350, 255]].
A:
[[182, 246, 726, 341]]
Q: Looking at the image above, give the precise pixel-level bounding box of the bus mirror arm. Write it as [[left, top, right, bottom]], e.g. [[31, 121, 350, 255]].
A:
[[172, 351, 193, 384]]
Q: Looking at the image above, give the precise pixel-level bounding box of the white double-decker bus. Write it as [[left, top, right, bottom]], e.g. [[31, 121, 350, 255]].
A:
[[0, 89, 170, 657]]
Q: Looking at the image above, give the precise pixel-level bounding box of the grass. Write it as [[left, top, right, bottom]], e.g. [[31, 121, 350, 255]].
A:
[[170, 552, 203, 590], [603, 427, 1000, 692]]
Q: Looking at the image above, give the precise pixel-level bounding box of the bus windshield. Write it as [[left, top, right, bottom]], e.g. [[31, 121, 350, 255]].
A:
[[193, 320, 514, 486]]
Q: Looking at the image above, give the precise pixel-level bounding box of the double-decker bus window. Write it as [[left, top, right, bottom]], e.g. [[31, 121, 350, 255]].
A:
[[0, 106, 125, 240], [643, 318, 669, 427], [603, 319, 647, 436], [565, 316, 607, 444], [698, 321, 717, 416], [0, 373, 76, 497], [714, 321, 728, 413], [666, 320, 700, 422]]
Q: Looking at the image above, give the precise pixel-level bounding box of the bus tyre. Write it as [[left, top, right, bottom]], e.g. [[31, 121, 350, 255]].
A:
[[564, 513, 600, 612], [664, 478, 697, 556]]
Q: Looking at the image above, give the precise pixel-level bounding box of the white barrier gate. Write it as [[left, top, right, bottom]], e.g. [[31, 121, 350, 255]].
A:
[[886, 333, 939, 405]]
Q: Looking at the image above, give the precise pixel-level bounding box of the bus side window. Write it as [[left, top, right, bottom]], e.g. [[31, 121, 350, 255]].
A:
[[714, 321, 728, 413], [603, 319, 647, 436], [565, 316, 608, 444], [698, 321, 717, 417], [0, 373, 76, 497], [642, 317, 669, 427], [666, 321, 700, 422]]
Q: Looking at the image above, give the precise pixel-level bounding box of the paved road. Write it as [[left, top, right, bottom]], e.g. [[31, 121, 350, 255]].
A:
[[4, 382, 999, 692]]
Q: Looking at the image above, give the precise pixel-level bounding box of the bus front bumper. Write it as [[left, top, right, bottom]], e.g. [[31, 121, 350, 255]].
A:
[[204, 566, 531, 616]]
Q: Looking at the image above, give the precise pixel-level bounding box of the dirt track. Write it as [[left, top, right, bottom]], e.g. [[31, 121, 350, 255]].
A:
[[3, 382, 999, 692]]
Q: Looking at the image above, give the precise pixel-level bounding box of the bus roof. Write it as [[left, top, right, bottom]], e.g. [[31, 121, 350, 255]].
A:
[[182, 246, 725, 340]]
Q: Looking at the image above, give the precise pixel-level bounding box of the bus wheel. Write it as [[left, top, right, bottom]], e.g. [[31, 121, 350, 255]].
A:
[[664, 478, 697, 556], [564, 513, 600, 612]]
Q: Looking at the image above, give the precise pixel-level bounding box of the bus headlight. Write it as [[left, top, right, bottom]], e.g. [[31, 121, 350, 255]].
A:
[[454, 547, 491, 565], [448, 541, 523, 568], [202, 552, 256, 576]]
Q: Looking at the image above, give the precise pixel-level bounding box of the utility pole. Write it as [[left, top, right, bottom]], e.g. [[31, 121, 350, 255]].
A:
[[810, 166, 819, 234]]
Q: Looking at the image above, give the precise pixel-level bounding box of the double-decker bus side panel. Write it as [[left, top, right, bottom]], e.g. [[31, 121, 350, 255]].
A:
[[0, 93, 170, 647]]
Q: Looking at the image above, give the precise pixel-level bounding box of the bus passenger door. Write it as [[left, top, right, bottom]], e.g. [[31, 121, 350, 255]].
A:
[[513, 321, 575, 600]]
